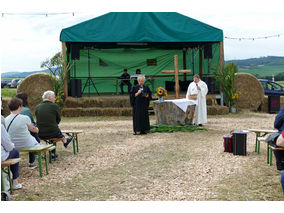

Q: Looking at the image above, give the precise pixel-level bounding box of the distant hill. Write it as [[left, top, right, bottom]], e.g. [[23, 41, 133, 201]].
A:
[[226, 56, 284, 67], [225, 56, 284, 80], [1, 69, 51, 78]]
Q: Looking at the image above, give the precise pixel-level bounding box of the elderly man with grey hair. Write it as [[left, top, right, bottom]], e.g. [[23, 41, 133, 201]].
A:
[[35, 91, 72, 158]]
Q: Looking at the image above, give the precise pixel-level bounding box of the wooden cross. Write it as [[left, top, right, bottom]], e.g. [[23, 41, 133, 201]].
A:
[[161, 55, 191, 98]]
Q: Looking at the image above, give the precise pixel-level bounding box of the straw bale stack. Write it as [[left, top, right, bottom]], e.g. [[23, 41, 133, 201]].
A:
[[234, 73, 264, 110], [17, 73, 53, 114]]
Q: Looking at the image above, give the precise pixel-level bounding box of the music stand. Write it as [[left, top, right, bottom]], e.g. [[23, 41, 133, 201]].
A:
[[82, 49, 100, 96]]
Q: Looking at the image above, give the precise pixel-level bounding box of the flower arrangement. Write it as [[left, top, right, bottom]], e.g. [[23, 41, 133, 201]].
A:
[[55, 92, 65, 107], [156, 87, 167, 98], [231, 92, 240, 106]]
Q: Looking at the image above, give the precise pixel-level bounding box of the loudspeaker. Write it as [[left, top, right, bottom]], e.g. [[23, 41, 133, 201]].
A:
[[268, 95, 280, 113], [71, 45, 80, 60], [203, 77, 217, 94], [70, 79, 82, 97], [165, 81, 175, 91], [232, 130, 247, 156], [180, 80, 191, 91], [204, 44, 212, 59]]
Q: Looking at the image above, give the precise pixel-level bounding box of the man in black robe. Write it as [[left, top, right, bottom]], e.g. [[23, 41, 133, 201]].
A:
[[130, 75, 152, 135]]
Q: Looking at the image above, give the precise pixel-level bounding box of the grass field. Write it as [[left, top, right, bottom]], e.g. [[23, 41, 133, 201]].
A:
[[10, 113, 284, 201], [238, 65, 284, 78], [1, 88, 17, 97]]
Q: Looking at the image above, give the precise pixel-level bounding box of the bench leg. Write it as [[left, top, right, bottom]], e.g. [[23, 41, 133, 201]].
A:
[[72, 133, 76, 155], [1, 168, 13, 194], [269, 147, 273, 166], [267, 143, 270, 164], [44, 153, 48, 175], [76, 134, 79, 153], [49, 150, 52, 164], [37, 152, 43, 177], [6, 167, 13, 194], [255, 133, 259, 153]]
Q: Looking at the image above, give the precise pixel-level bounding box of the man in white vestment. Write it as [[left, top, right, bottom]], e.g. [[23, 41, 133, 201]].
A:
[[185, 74, 208, 126]]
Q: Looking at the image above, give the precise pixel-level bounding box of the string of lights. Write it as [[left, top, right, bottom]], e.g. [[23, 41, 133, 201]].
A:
[[1, 12, 75, 17], [225, 34, 282, 41], [1, 13, 283, 41]]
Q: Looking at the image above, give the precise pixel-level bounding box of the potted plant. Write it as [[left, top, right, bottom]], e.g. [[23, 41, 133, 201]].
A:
[[213, 62, 239, 111]]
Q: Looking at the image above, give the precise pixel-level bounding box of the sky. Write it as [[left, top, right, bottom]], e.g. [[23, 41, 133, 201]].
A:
[[1, 0, 284, 73]]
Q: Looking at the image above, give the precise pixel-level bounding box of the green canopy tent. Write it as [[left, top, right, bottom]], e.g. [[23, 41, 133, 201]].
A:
[[60, 12, 224, 96]]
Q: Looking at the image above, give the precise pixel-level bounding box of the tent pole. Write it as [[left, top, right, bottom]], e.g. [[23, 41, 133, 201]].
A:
[[219, 41, 224, 74], [183, 48, 187, 81], [199, 47, 203, 79], [62, 42, 68, 97]]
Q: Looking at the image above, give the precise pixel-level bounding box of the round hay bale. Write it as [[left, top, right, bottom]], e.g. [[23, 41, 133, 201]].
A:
[[17, 73, 53, 114], [234, 73, 264, 110]]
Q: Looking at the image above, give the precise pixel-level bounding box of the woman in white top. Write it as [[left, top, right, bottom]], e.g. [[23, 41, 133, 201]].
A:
[[5, 98, 39, 169]]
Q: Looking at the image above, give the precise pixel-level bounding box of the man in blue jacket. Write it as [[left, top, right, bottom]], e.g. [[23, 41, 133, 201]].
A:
[[274, 106, 284, 133], [273, 106, 284, 172]]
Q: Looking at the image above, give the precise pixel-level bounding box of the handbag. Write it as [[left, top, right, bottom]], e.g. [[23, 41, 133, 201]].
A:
[[6, 114, 19, 132], [265, 132, 281, 146]]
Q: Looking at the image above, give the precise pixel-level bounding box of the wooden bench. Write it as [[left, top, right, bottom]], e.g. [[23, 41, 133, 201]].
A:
[[248, 129, 278, 154], [18, 144, 54, 177], [268, 145, 284, 166], [1, 158, 21, 194], [41, 130, 83, 155], [62, 130, 83, 154]]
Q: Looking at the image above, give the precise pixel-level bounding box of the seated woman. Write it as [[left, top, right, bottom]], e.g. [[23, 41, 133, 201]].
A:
[[276, 130, 284, 195], [5, 98, 39, 169], [1, 123, 22, 190], [16, 92, 40, 143]]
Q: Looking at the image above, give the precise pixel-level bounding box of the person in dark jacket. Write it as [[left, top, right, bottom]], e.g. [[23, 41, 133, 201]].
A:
[[120, 68, 132, 94], [130, 75, 152, 135], [274, 106, 284, 133], [273, 106, 284, 171], [35, 91, 72, 158]]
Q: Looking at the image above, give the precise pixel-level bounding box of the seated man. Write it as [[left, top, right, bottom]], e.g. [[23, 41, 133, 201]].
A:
[[120, 68, 132, 94], [35, 91, 72, 158]]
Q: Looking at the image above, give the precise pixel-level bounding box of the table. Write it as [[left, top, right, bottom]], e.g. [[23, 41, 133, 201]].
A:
[[153, 98, 197, 125], [164, 98, 198, 112]]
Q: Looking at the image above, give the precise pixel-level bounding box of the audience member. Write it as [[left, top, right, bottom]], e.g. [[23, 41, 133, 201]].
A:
[[1, 123, 22, 190], [35, 91, 72, 158], [273, 106, 284, 171], [5, 98, 39, 169], [16, 92, 40, 142]]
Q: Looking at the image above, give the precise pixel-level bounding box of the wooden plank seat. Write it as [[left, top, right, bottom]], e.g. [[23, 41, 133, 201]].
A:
[[267, 145, 284, 166], [61, 130, 83, 154], [248, 129, 278, 154], [1, 158, 21, 194], [18, 144, 54, 177]]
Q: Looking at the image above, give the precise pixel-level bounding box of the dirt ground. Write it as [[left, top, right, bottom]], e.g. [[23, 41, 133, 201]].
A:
[[10, 112, 284, 201]]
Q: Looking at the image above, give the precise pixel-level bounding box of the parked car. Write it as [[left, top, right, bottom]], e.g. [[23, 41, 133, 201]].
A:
[[1, 79, 11, 88], [258, 79, 284, 96], [16, 79, 23, 88], [7, 79, 21, 88]]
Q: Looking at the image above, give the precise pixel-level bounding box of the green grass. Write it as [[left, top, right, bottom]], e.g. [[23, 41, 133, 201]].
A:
[[1, 88, 17, 97], [238, 65, 284, 78]]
